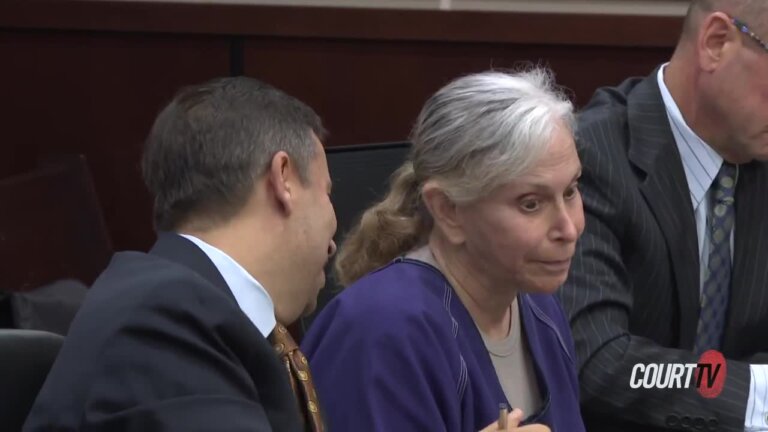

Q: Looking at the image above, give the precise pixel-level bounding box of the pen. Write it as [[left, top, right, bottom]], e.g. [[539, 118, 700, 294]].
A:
[[498, 403, 508, 430]]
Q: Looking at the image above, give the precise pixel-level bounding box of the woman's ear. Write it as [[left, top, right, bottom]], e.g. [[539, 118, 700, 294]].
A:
[[421, 181, 466, 245]]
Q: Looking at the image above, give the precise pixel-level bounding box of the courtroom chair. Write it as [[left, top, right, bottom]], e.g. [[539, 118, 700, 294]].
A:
[[0, 329, 64, 432], [0, 293, 12, 327], [0, 155, 112, 293], [11, 279, 88, 336], [299, 142, 411, 336], [0, 155, 112, 333]]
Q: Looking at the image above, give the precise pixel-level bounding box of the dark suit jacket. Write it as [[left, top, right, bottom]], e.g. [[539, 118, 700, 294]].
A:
[[23, 233, 303, 432], [559, 68, 768, 432]]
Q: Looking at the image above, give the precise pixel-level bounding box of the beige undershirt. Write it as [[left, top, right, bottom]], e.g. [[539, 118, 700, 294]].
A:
[[479, 299, 541, 416], [405, 246, 542, 415]]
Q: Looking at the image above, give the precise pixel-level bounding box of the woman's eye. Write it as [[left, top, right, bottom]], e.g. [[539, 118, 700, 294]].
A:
[[520, 200, 540, 212], [564, 184, 579, 200]]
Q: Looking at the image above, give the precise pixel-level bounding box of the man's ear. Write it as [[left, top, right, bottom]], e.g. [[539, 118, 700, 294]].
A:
[[268, 151, 296, 216], [421, 181, 465, 245], [698, 12, 736, 72]]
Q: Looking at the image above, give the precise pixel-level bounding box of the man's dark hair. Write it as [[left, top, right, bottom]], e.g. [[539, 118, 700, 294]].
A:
[[142, 76, 326, 232]]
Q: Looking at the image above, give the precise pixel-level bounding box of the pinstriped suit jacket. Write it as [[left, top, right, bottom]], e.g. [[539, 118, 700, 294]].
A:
[[559, 68, 768, 432]]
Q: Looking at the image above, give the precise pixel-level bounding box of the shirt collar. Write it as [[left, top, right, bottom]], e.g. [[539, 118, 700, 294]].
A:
[[657, 64, 723, 209], [179, 234, 276, 337]]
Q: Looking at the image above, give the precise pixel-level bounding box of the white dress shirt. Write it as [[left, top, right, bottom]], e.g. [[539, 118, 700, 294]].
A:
[[658, 64, 768, 431], [179, 233, 276, 338]]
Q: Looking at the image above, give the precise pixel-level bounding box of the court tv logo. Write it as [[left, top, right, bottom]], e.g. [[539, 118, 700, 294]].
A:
[[629, 350, 727, 399]]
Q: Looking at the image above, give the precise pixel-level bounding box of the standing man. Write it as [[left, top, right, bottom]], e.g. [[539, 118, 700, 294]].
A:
[[24, 77, 337, 431], [560, 0, 768, 431]]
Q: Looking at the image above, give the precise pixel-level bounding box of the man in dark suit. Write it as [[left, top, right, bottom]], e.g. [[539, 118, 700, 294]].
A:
[[559, 0, 768, 431], [23, 77, 338, 431]]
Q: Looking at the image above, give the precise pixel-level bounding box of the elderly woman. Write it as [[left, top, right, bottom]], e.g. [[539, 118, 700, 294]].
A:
[[301, 69, 585, 432]]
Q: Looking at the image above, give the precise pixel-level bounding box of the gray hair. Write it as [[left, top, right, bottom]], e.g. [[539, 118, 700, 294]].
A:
[[412, 68, 575, 204], [334, 68, 574, 286]]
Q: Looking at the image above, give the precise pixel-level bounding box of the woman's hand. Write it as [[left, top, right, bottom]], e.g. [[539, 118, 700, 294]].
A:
[[478, 408, 551, 432]]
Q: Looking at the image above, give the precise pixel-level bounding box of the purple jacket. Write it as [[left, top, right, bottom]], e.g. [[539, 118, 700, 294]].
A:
[[302, 258, 585, 431]]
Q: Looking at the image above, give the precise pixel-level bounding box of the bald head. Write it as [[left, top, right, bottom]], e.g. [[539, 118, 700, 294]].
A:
[[665, 0, 768, 164], [682, 0, 768, 39]]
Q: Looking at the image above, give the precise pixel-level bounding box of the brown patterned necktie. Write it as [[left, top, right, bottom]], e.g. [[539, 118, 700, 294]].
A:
[[269, 323, 324, 432]]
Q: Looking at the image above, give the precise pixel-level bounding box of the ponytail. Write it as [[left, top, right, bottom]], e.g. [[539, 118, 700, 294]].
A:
[[333, 161, 430, 286]]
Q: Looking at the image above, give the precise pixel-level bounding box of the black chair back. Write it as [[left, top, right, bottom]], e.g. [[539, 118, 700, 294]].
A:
[[0, 155, 112, 292], [0, 329, 64, 432], [300, 142, 411, 333]]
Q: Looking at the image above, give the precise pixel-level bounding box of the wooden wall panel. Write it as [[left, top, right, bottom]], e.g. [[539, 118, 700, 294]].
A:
[[244, 39, 672, 147], [0, 1, 682, 252], [0, 2, 683, 47], [1, 30, 230, 250]]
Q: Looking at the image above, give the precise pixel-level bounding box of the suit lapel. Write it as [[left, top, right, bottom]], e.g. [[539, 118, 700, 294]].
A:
[[626, 71, 700, 349], [149, 232, 236, 303], [723, 162, 768, 352], [149, 232, 303, 430]]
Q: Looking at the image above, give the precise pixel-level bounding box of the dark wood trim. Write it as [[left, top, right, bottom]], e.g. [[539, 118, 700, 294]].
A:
[[1, 0, 682, 47], [229, 36, 244, 76]]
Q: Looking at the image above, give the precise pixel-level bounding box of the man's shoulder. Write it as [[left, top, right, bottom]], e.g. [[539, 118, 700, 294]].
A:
[[83, 250, 236, 325], [578, 75, 647, 137], [98, 249, 213, 288], [61, 249, 250, 371]]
